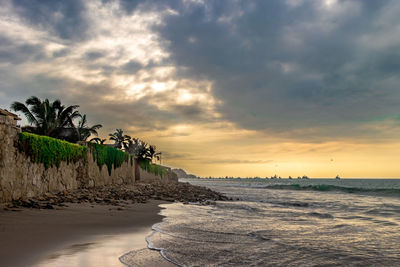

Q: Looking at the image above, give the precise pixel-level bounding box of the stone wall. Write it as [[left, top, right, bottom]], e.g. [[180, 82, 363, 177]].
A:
[[0, 123, 86, 201], [0, 121, 176, 203], [0, 112, 19, 126], [0, 122, 137, 203], [138, 166, 178, 183], [85, 149, 136, 187]]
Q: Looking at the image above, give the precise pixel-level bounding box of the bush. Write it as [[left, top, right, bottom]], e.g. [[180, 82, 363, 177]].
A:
[[88, 143, 130, 175], [18, 132, 87, 169], [138, 159, 166, 177]]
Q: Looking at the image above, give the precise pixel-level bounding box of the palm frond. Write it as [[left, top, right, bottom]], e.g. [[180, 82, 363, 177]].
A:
[[25, 96, 41, 106], [10, 101, 38, 125]]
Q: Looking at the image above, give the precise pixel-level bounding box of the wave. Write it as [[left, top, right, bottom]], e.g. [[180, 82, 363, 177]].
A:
[[264, 184, 400, 197]]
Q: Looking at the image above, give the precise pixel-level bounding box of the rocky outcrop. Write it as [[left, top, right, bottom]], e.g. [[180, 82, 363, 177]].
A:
[[4, 181, 229, 210], [172, 168, 198, 178]]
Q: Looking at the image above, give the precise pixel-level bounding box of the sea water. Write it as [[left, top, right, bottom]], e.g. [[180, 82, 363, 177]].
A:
[[125, 178, 400, 266]]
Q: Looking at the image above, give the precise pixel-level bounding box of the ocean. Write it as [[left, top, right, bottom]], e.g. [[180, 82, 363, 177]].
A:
[[123, 178, 400, 266]]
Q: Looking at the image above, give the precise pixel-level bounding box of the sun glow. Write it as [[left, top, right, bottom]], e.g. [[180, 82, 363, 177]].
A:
[[178, 91, 194, 103], [324, 0, 337, 7]]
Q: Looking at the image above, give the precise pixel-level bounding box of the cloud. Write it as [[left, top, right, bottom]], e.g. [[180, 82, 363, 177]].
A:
[[1, 0, 400, 177], [84, 50, 105, 61], [162, 151, 193, 159], [0, 0, 219, 134], [200, 159, 274, 165], [121, 60, 143, 74], [0, 36, 46, 64], [153, 0, 400, 140], [10, 0, 89, 40]]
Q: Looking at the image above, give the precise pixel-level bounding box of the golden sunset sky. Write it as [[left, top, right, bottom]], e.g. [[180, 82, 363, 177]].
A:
[[1, 0, 400, 178]]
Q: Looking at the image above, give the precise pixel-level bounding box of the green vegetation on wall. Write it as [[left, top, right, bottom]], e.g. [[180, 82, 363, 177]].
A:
[[88, 143, 129, 175], [138, 159, 166, 177], [18, 132, 87, 169]]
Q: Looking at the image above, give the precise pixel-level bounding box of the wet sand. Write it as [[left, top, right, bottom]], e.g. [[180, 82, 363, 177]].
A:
[[0, 200, 175, 267]]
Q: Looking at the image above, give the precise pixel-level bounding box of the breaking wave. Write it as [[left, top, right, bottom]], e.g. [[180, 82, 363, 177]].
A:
[[263, 184, 400, 197]]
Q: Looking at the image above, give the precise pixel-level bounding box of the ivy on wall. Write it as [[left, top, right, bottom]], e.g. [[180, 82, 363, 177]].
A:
[[18, 132, 87, 169], [138, 159, 166, 177], [88, 143, 130, 175], [18, 133, 138, 175]]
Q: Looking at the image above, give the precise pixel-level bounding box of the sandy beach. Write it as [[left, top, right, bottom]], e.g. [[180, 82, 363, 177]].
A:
[[0, 181, 227, 267], [0, 200, 175, 267]]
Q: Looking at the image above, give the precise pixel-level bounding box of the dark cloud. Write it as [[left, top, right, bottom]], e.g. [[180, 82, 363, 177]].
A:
[[0, 37, 46, 64], [118, 0, 143, 14], [121, 60, 143, 74], [52, 48, 71, 58], [2, 0, 400, 144], [153, 0, 400, 139], [11, 0, 88, 41], [169, 103, 207, 120], [84, 51, 105, 61]]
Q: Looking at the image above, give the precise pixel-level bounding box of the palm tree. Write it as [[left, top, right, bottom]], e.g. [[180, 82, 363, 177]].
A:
[[123, 138, 137, 155], [123, 138, 161, 163], [148, 145, 161, 163], [135, 139, 150, 160], [109, 129, 130, 149], [89, 137, 107, 144], [123, 138, 145, 158], [123, 138, 154, 161], [157, 152, 162, 164], [73, 114, 102, 142], [11, 96, 80, 138]]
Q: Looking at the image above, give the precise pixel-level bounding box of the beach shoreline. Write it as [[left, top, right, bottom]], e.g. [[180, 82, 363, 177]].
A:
[[0, 200, 175, 267]]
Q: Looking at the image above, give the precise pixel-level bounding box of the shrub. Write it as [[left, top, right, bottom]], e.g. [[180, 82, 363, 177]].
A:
[[18, 132, 87, 169], [88, 143, 130, 175], [138, 159, 166, 177]]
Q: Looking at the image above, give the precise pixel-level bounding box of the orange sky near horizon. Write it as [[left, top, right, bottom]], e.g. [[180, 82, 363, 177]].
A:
[[95, 122, 400, 179]]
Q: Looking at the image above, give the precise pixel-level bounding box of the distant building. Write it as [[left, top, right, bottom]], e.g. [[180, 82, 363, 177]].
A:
[[0, 108, 21, 126]]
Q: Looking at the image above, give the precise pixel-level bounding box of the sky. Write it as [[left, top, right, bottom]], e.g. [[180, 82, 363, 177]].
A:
[[1, 0, 400, 178]]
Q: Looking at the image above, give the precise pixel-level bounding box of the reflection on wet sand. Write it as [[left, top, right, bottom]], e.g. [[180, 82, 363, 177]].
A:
[[33, 230, 151, 267]]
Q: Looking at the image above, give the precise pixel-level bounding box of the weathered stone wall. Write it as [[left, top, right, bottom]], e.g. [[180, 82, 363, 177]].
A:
[[0, 121, 176, 203], [0, 122, 86, 202], [138, 167, 178, 183], [0, 122, 136, 203], [0, 114, 17, 126], [85, 150, 135, 187]]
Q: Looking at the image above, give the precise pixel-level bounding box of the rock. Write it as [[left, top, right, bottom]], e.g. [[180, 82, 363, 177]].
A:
[[44, 193, 55, 198], [160, 197, 175, 202], [6, 181, 228, 209], [42, 204, 54, 209]]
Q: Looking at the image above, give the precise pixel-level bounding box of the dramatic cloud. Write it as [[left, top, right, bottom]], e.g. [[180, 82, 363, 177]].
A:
[[0, 0, 219, 133], [153, 0, 400, 139], [11, 0, 88, 40], [1, 0, 400, 177]]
